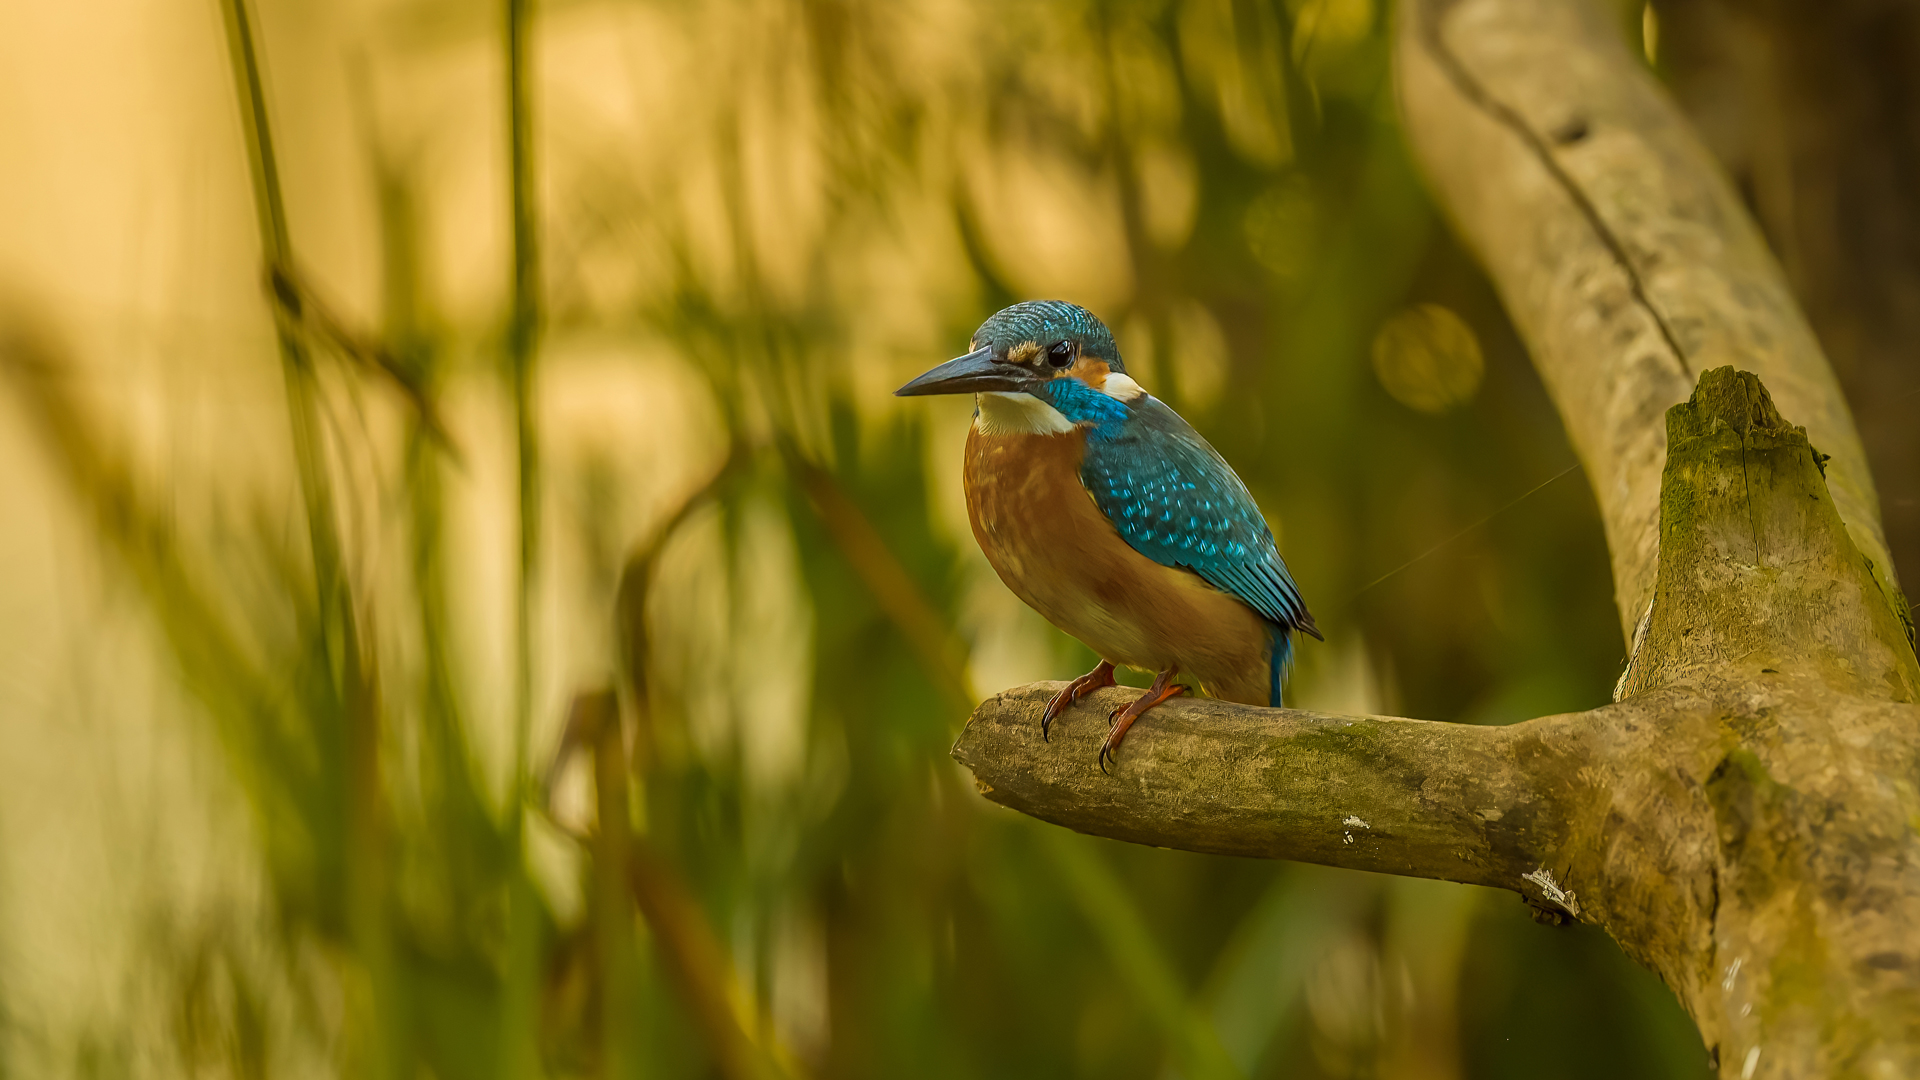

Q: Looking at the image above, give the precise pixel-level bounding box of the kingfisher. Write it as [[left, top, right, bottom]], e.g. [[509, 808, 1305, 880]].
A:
[[897, 300, 1320, 769]]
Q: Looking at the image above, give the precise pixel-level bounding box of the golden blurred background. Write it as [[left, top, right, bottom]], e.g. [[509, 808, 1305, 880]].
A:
[[14, 0, 1889, 1076]]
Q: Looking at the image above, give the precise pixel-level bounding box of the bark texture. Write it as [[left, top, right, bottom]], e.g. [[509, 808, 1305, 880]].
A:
[[949, 1, 1920, 1075], [954, 683, 1590, 886], [1617, 372, 1918, 704], [1396, 0, 1901, 644]]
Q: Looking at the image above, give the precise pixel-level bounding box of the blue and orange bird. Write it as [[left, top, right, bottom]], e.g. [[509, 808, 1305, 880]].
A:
[[897, 300, 1320, 769]]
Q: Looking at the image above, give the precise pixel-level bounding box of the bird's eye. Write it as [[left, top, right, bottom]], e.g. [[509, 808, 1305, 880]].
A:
[[1046, 341, 1074, 368]]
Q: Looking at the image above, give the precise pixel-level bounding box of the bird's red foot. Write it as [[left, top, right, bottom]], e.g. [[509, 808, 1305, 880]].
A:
[[1042, 660, 1117, 741], [1099, 667, 1186, 773]]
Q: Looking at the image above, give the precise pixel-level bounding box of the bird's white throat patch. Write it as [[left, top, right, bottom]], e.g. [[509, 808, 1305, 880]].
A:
[[974, 391, 1074, 436]]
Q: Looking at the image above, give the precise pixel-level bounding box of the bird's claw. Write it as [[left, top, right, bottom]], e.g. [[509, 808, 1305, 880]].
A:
[[1040, 693, 1072, 741], [1097, 714, 1126, 772], [1096, 673, 1186, 773], [1041, 661, 1116, 742]]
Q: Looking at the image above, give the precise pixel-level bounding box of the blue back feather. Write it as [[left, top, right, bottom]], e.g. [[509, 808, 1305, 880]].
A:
[[1037, 380, 1313, 705]]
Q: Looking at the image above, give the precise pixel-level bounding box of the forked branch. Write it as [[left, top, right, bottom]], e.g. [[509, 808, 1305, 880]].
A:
[[950, 0, 1920, 1073]]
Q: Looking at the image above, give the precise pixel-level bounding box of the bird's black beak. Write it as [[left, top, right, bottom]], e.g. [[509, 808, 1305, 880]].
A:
[[894, 346, 1030, 396]]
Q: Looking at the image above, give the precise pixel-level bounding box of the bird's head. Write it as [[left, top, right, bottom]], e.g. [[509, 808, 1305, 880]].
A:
[[894, 300, 1137, 401]]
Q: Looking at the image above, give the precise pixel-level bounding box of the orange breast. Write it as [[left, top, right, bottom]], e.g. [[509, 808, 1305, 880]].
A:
[[964, 425, 1273, 705]]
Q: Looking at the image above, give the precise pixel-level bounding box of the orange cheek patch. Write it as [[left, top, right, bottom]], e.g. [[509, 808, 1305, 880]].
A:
[[1065, 356, 1111, 389], [1008, 341, 1041, 364]]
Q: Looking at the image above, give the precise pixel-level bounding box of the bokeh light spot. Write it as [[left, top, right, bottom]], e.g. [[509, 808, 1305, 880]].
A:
[[1370, 303, 1486, 414], [1243, 178, 1318, 284]]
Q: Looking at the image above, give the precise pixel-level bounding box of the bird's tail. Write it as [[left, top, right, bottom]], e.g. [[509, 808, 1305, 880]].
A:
[[1268, 623, 1294, 708]]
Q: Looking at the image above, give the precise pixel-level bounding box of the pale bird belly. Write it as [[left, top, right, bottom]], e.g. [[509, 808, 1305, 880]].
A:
[[964, 427, 1271, 704]]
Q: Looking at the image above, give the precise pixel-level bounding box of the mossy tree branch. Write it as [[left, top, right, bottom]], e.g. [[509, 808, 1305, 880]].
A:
[[955, 684, 1601, 891], [951, 0, 1920, 1075]]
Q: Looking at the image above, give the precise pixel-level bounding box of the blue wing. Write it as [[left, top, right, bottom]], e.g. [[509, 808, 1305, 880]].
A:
[[1080, 395, 1318, 637]]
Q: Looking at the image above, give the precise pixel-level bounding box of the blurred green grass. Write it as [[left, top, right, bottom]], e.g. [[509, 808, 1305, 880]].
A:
[[0, 0, 1711, 1077]]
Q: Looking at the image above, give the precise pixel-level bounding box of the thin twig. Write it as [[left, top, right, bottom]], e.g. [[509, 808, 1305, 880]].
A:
[[1350, 461, 1580, 599]]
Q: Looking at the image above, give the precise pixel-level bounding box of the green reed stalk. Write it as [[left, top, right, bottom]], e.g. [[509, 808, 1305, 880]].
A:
[[506, 0, 540, 785], [500, 2, 546, 1077], [217, 0, 344, 656], [216, 3, 399, 1075]]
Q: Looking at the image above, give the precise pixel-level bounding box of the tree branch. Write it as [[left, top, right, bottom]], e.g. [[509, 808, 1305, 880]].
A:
[[953, 684, 1588, 893], [952, 371, 1920, 1074], [1394, 0, 1898, 644], [947, 0, 1920, 1073]]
